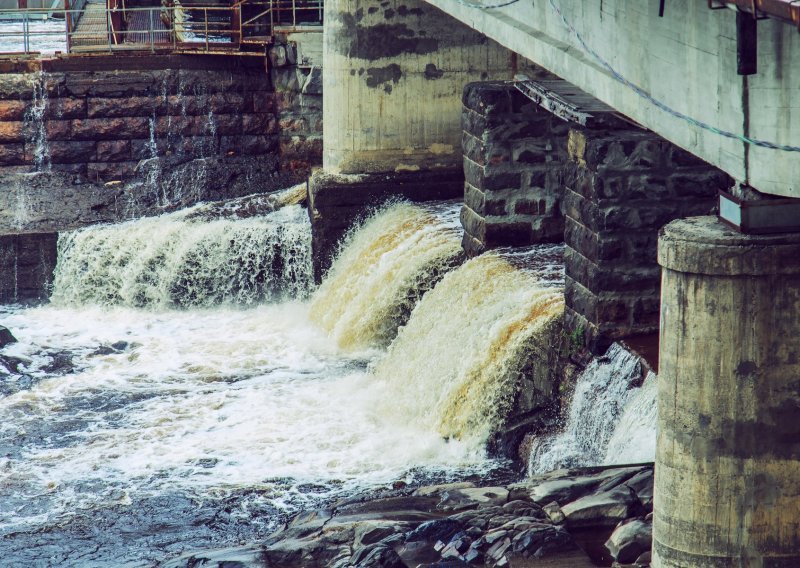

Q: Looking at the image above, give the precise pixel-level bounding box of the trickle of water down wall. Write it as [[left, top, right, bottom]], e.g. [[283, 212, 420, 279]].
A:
[[0, 197, 656, 565]]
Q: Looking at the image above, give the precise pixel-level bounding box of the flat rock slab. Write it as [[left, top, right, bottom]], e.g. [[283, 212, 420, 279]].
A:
[[561, 486, 638, 529], [160, 545, 267, 568]]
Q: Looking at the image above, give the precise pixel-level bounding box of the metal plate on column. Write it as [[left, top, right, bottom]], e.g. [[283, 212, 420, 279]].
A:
[[719, 190, 800, 234]]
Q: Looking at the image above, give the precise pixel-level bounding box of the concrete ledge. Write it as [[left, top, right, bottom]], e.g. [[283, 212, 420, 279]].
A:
[[658, 216, 800, 276]]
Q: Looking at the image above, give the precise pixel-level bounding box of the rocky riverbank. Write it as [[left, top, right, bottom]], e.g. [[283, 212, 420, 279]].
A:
[[163, 464, 654, 568]]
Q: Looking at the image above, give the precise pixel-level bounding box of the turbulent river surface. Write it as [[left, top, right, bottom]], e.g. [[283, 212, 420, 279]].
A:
[[0, 199, 568, 566], [0, 20, 66, 54]]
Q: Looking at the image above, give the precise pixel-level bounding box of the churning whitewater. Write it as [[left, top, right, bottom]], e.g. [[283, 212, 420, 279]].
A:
[[0, 200, 569, 565]]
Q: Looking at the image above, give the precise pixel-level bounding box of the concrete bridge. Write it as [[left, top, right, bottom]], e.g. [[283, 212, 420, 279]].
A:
[[307, 0, 800, 566]]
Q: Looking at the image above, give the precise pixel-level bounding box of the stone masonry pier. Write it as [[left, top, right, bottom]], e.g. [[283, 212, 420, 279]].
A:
[[459, 79, 731, 352]]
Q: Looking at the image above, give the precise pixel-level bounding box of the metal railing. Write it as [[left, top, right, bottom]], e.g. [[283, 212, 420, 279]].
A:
[[0, 0, 322, 55]]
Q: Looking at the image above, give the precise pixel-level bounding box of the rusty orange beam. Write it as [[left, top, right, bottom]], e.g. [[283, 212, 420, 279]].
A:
[[709, 0, 800, 29]]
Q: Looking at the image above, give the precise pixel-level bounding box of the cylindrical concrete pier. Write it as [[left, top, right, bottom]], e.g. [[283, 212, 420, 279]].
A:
[[654, 216, 800, 567]]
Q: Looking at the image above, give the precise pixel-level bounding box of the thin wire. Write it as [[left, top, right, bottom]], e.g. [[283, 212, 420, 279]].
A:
[[548, 0, 800, 152], [456, 0, 520, 9]]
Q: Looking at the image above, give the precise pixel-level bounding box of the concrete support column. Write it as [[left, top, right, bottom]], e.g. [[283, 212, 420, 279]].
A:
[[654, 216, 800, 567], [322, 0, 512, 174], [309, 0, 513, 277]]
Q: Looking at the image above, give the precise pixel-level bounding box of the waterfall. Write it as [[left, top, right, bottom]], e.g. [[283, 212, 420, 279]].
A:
[[24, 73, 50, 171], [1, 195, 585, 564], [50, 196, 312, 309], [527, 342, 656, 474], [603, 369, 658, 464], [310, 202, 464, 351], [12, 181, 30, 231], [368, 251, 564, 444]]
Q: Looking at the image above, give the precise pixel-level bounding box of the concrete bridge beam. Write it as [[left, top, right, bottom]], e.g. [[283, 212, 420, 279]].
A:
[[655, 216, 800, 567]]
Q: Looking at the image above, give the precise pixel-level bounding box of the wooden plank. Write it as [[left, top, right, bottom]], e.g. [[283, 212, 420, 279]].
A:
[[515, 76, 630, 129]]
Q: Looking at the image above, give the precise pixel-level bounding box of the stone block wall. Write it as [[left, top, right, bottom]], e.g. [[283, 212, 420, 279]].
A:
[[0, 232, 57, 304], [460, 81, 568, 257], [564, 128, 732, 352], [272, 66, 323, 176], [0, 68, 273, 181], [0, 58, 322, 183]]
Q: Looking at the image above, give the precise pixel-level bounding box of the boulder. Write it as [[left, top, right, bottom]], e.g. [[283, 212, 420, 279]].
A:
[[561, 486, 639, 529], [436, 487, 509, 512], [543, 501, 566, 524], [160, 545, 267, 568], [622, 469, 654, 512], [605, 518, 652, 564], [512, 466, 645, 505], [0, 325, 16, 348]]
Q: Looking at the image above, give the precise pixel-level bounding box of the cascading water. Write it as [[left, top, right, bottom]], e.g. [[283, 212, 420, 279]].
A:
[[24, 73, 50, 171], [50, 201, 313, 308], [310, 202, 464, 350], [603, 369, 658, 464], [0, 199, 567, 565], [368, 251, 565, 443], [527, 343, 658, 475]]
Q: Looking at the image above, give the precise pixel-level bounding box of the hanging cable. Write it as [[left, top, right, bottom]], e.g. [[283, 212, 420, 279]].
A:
[[455, 0, 521, 10]]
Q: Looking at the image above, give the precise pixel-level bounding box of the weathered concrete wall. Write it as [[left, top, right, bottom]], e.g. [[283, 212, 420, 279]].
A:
[[564, 128, 730, 352], [421, 0, 800, 199], [322, 0, 514, 174], [460, 81, 568, 257], [655, 216, 800, 567]]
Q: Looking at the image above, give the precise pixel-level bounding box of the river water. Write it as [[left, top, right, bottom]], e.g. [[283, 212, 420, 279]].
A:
[[0, 20, 66, 54], [0, 199, 568, 566]]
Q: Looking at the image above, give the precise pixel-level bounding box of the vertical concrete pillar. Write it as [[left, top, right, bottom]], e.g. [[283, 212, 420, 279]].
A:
[[309, 0, 513, 277], [654, 216, 800, 567], [322, 0, 512, 174]]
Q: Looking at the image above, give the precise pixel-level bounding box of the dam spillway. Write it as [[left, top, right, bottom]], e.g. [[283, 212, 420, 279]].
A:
[[0, 199, 586, 565]]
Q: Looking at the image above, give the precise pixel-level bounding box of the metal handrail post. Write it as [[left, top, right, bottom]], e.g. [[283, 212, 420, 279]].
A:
[[65, 0, 73, 53], [149, 7, 154, 52], [204, 7, 208, 51], [23, 11, 29, 53], [106, 6, 112, 52]]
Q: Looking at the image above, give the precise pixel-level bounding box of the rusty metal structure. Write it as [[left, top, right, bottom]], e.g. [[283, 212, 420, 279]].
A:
[[0, 0, 321, 55], [708, 0, 800, 29]]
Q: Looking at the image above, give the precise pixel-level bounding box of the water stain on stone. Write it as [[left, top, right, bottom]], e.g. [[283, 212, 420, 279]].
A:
[[735, 360, 757, 378], [366, 64, 403, 90], [424, 63, 444, 80]]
